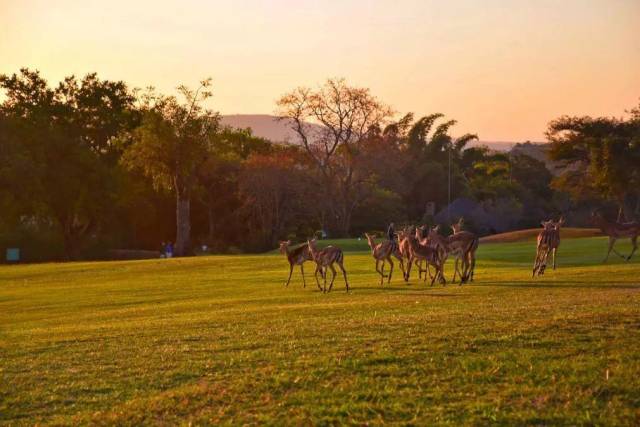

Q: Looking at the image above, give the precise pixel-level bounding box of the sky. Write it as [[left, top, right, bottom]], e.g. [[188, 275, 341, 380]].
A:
[[1, 0, 639, 142]]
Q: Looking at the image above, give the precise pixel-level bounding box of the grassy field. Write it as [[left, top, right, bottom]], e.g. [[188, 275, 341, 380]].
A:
[[1, 236, 639, 425]]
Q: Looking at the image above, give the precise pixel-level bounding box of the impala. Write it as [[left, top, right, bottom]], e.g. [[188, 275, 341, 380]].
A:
[[279, 240, 313, 287], [364, 233, 405, 285], [408, 228, 445, 286], [426, 220, 478, 284], [591, 211, 639, 262], [450, 219, 479, 283], [307, 238, 349, 293], [533, 219, 558, 277]]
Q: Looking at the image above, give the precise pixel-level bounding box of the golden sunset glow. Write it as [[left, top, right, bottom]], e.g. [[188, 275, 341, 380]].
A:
[[1, 0, 639, 141]]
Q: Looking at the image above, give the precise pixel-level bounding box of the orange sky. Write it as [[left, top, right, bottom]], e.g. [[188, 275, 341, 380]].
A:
[[1, 0, 639, 141]]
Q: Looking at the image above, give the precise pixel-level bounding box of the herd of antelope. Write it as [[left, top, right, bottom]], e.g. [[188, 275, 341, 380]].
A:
[[279, 212, 639, 293]]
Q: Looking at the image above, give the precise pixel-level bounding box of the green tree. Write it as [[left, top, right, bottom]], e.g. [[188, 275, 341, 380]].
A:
[[195, 127, 273, 249], [547, 105, 640, 219], [386, 113, 477, 221], [0, 69, 137, 259], [121, 80, 219, 256]]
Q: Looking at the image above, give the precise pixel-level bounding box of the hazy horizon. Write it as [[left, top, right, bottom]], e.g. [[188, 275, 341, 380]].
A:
[[2, 0, 639, 141]]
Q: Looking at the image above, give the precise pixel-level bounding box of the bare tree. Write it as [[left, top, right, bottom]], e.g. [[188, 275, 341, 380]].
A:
[[276, 78, 393, 236]]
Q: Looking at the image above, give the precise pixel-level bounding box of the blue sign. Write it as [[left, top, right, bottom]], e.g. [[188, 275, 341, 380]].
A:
[[6, 248, 20, 262]]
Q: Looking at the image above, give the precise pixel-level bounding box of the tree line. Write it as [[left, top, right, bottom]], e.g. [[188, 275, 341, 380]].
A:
[[1, 69, 638, 261]]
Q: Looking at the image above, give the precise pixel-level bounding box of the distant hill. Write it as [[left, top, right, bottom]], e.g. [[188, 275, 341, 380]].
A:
[[220, 115, 302, 143], [510, 141, 564, 174], [220, 114, 528, 152]]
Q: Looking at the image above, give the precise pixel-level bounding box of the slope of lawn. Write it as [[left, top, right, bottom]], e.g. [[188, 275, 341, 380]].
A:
[[1, 237, 639, 425], [479, 227, 602, 244]]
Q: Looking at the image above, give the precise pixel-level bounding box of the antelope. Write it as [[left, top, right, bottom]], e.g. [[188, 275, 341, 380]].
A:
[[279, 240, 313, 287], [364, 233, 405, 285], [307, 238, 349, 293], [450, 219, 479, 283], [426, 222, 477, 284], [549, 217, 564, 270], [591, 211, 639, 262], [533, 220, 558, 277], [398, 228, 419, 281], [399, 226, 432, 280], [407, 228, 445, 286]]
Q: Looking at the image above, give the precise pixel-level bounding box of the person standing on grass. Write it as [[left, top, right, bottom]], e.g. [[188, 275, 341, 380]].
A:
[[159, 241, 166, 258], [165, 242, 174, 258], [387, 222, 397, 249]]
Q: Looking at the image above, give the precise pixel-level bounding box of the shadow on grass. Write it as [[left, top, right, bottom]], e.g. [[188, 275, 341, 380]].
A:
[[351, 285, 465, 297], [482, 281, 640, 289]]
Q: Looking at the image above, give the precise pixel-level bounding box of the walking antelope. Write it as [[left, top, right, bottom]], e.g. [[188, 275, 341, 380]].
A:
[[407, 228, 445, 286], [364, 233, 405, 285], [279, 240, 313, 287], [398, 228, 419, 281], [450, 219, 479, 283], [591, 211, 639, 262], [532, 220, 559, 277], [426, 221, 478, 284], [307, 238, 349, 293]]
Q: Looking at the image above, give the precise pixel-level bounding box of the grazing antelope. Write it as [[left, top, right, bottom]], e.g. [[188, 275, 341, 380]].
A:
[[532, 220, 558, 277], [407, 228, 445, 286], [279, 240, 313, 287], [364, 233, 405, 285], [450, 219, 479, 283], [591, 211, 639, 262], [307, 238, 349, 293]]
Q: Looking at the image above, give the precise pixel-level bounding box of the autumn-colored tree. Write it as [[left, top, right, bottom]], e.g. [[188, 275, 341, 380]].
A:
[[276, 78, 393, 236], [196, 127, 273, 248], [239, 148, 313, 248]]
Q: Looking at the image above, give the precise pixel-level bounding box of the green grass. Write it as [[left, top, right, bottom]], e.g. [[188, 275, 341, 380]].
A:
[[1, 237, 639, 425]]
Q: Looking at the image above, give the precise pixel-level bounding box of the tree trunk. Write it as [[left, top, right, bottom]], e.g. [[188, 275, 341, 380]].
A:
[[175, 191, 191, 256], [62, 232, 78, 261], [207, 204, 215, 245]]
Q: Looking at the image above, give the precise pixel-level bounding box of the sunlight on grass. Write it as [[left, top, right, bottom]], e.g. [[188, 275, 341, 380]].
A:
[[1, 237, 639, 424]]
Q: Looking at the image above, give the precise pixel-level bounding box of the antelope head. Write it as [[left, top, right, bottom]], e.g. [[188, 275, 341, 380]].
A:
[[307, 238, 318, 253], [540, 220, 555, 231], [451, 218, 464, 234], [278, 240, 292, 254], [428, 225, 441, 241], [364, 233, 375, 249]]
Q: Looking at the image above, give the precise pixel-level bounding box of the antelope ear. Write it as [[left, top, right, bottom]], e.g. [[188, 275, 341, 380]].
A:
[[557, 217, 565, 225], [458, 217, 464, 224], [540, 221, 546, 227], [434, 225, 440, 231]]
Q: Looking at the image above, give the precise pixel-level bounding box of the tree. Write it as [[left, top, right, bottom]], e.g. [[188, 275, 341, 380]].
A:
[[276, 78, 393, 236], [239, 148, 313, 249], [384, 113, 477, 221], [547, 105, 640, 220], [0, 69, 137, 259], [195, 127, 273, 249], [121, 80, 219, 256]]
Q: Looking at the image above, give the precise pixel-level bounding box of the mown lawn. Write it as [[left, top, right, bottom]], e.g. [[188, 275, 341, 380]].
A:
[[1, 237, 639, 425]]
